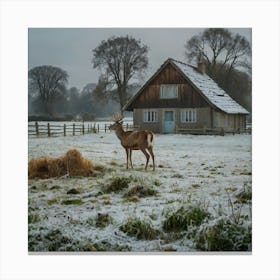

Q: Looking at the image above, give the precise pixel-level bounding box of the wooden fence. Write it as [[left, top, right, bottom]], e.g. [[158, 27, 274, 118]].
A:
[[28, 122, 136, 137]]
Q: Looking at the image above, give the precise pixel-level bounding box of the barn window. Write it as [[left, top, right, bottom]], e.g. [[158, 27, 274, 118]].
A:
[[180, 109, 197, 123], [160, 85, 178, 99], [144, 110, 158, 123]]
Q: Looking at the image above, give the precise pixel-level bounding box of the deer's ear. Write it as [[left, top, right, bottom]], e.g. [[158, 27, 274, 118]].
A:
[[119, 121, 124, 125]]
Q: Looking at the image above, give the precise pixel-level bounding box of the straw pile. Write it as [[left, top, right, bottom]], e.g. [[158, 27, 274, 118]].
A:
[[28, 149, 95, 179]]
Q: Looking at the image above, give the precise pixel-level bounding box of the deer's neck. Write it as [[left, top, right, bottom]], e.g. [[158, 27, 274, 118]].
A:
[[114, 125, 125, 141]]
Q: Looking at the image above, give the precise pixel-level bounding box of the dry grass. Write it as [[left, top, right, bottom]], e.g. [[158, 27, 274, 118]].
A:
[[28, 149, 96, 178]]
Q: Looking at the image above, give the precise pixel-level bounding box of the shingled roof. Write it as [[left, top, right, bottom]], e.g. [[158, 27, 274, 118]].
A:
[[124, 58, 249, 114]]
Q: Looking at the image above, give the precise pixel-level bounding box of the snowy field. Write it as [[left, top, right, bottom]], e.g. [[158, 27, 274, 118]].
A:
[[28, 132, 252, 252]]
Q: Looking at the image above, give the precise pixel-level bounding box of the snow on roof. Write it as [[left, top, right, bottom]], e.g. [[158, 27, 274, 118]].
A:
[[171, 59, 249, 114]]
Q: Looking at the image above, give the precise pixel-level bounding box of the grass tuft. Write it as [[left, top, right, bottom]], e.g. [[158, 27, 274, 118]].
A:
[[124, 185, 157, 198], [127, 195, 140, 202], [61, 199, 83, 205], [240, 170, 252, 175], [44, 229, 71, 251], [195, 219, 251, 251], [28, 213, 41, 224], [47, 198, 59, 205], [95, 213, 113, 228], [67, 188, 81, 195], [103, 176, 131, 193], [163, 205, 210, 232], [120, 218, 159, 240], [235, 183, 252, 204]]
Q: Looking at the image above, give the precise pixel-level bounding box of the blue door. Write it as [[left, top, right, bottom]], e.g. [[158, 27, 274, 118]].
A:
[[164, 111, 175, 133]]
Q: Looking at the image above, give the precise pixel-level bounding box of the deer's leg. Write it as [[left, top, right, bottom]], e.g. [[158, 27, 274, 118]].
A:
[[141, 148, 150, 170], [147, 147, 155, 171], [129, 149, 133, 169], [125, 148, 129, 169]]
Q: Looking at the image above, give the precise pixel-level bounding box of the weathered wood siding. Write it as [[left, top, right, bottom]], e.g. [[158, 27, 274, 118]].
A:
[[133, 108, 162, 133], [134, 108, 212, 133], [131, 64, 209, 109], [134, 108, 246, 133], [178, 108, 212, 129], [213, 112, 246, 132]]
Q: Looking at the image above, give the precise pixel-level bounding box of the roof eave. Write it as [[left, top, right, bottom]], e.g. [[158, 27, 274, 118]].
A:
[[123, 58, 173, 111], [170, 60, 249, 115], [169, 60, 220, 111]]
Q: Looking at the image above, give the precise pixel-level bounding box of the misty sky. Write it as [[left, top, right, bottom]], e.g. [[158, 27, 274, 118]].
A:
[[28, 28, 251, 90]]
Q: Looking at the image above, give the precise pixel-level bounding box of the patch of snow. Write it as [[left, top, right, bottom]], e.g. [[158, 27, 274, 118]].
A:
[[28, 132, 252, 252]]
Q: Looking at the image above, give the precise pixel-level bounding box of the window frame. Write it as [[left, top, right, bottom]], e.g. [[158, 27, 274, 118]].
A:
[[180, 108, 197, 123], [160, 84, 179, 99], [143, 110, 158, 123]]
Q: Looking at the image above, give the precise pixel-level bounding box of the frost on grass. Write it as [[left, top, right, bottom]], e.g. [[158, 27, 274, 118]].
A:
[[103, 176, 131, 193], [195, 219, 252, 251], [28, 133, 252, 252], [124, 184, 157, 199], [120, 218, 159, 240], [163, 203, 211, 232]]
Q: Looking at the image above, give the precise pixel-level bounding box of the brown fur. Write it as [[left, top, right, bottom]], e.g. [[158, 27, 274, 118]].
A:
[[121, 130, 152, 149], [28, 149, 95, 179], [109, 122, 155, 170]]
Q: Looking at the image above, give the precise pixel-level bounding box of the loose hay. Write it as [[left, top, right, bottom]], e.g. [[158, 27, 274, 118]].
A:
[[28, 149, 96, 178]]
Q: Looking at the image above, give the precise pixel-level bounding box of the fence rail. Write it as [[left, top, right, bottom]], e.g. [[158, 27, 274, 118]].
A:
[[28, 121, 137, 137]]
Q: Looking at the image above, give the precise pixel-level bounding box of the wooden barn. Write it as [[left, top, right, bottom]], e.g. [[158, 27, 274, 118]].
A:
[[123, 58, 249, 134]]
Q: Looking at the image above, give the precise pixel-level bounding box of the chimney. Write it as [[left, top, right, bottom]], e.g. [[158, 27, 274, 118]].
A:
[[197, 57, 206, 74]]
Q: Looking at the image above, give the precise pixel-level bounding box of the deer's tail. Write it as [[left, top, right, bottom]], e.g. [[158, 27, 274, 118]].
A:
[[147, 132, 154, 148]]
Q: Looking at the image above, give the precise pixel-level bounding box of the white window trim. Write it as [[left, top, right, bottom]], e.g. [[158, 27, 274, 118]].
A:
[[160, 84, 178, 99], [180, 109, 197, 123], [143, 110, 158, 123]]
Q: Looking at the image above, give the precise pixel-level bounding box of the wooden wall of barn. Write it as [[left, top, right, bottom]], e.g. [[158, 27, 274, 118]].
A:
[[213, 112, 246, 132], [133, 108, 246, 133], [133, 108, 212, 133], [131, 64, 210, 109]]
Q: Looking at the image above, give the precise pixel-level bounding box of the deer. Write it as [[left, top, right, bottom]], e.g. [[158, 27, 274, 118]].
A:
[[109, 113, 155, 171]]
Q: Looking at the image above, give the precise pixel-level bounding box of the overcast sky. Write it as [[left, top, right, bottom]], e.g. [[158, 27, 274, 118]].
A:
[[28, 28, 251, 90]]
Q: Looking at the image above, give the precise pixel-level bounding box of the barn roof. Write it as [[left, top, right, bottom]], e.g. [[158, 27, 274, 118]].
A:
[[124, 58, 249, 114]]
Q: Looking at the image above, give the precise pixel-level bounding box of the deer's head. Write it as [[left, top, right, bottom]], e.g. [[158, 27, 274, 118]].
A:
[[109, 112, 124, 131]]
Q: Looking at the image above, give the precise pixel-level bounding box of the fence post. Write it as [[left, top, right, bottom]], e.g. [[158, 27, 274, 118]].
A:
[[126, 123, 128, 130], [98, 124, 99, 133], [35, 121, 39, 136], [105, 124, 107, 133], [47, 123, 50, 137], [64, 124, 66, 136], [73, 123, 75, 136], [82, 124, 85, 135]]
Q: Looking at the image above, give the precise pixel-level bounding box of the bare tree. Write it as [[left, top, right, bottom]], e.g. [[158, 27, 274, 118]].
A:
[[92, 36, 149, 112], [28, 65, 68, 114], [185, 28, 252, 113], [185, 28, 251, 75]]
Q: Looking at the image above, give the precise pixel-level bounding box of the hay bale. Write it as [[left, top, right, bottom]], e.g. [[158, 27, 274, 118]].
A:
[[28, 149, 95, 179], [28, 157, 51, 179], [62, 149, 93, 177]]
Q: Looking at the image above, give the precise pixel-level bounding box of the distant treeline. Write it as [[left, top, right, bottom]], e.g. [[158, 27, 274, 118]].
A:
[[28, 113, 96, 122], [28, 81, 140, 119]]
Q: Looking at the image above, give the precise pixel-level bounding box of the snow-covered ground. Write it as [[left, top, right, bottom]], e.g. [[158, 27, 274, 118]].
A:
[[28, 132, 252, 252]]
